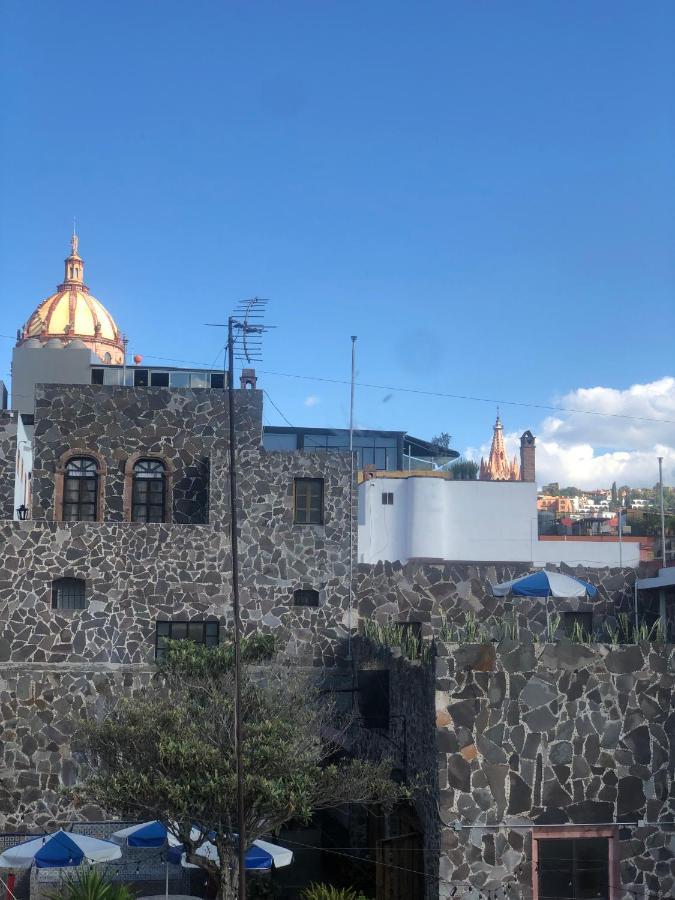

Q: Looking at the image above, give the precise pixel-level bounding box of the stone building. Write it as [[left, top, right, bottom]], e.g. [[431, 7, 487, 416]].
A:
[[0, 238, 672, 900]]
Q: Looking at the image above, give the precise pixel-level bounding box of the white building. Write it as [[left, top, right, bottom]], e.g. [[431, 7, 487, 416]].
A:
[[358, 474, 640, 568]]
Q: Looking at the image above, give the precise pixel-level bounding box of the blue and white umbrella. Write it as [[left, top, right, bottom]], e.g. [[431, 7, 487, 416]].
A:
[[0, 830, 122, 869], [491, 570, 598, 598], [112, 821, 168, 849], [167, 831, 293, 872]]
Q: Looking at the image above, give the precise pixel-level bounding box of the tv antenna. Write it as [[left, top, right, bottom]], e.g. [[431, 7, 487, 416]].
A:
[[203, 298, 272, 900]]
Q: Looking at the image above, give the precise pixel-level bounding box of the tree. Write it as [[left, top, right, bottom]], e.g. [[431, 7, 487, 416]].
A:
[[430, 432, 451, 451], [449, 457, 479, 481], [611, 482, 618, 506], [74, 637, 405, 900]]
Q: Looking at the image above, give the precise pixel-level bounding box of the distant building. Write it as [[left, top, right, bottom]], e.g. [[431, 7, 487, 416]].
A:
[[262, 426, 458, 472], [478, 415, 536, 483]]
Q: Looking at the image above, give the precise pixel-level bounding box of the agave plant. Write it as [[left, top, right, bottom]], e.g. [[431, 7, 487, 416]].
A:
[[47, 868, 136, 900], [301, 884, 371, 900]]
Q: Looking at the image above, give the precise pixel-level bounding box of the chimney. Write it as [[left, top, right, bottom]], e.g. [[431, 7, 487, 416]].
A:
[[520, 431, 536, 483], [240, 368, 257, 389]]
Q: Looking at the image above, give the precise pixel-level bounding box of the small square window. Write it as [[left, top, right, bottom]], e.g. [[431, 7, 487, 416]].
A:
[[52, 577, 86, 610], [294, 478, 324, 525], [381, 492, 394, 505], [91, 368, 104, 385], [294, 589, 320, 607], [210, 373, 225, 389], [134, 369, 149, 387]]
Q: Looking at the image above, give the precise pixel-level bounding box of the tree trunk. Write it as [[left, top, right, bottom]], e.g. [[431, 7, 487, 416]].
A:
[[215, 851, 239, 900]]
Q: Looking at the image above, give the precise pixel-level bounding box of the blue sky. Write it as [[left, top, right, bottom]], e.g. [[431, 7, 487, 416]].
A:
[[1, 1, 674, 486]]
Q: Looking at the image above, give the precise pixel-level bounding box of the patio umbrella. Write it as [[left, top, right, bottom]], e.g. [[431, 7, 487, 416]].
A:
[[490, 571, 598, 598], [0, 830, 122, 869], [167, 833, 293, 871], [112, 821, 173, 900], [490, 571, 597, 635]]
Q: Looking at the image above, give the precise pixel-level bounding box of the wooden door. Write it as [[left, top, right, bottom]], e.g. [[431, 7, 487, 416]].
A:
[[377, 831, 425, 900]]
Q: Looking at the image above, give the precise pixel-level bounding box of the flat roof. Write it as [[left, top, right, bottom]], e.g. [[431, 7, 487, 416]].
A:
[[636, 567, 675, 590]]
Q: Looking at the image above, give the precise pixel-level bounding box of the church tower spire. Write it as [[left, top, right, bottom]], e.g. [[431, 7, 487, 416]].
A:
[[479, 412, 521, 481]]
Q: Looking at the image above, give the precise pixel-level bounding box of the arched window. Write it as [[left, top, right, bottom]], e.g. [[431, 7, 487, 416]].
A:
[[132, 459, 166, 522], [63, 457, 99, 521]]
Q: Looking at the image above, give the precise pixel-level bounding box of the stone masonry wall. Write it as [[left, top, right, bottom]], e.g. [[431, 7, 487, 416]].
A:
[[434, 640, 675, 900], [31, 385, 262, 523], [358, 560, 637, 642], [0, 413, 17, 520]]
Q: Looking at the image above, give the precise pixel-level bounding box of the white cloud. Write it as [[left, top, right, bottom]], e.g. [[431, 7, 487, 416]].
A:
[[465, 377, 675, 489], [304, 395, 320, 407]]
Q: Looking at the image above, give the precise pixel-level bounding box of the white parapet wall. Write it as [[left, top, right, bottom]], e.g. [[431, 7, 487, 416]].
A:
[[358, 475, 640, 567]]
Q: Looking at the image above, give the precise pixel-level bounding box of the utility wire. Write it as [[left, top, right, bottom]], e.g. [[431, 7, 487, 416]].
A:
[[262, 389, 293, 427], [128, 354, 675, 426]]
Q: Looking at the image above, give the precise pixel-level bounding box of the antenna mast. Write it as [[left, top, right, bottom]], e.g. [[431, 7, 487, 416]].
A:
[[205, 299, 272, 900]]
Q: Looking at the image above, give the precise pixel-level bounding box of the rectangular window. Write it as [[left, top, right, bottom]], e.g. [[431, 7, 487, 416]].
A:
[[294, 478, 324, 525], [134, 369, 149, 387], [381, 492, 394, 505], [537, 837, 609, 900], [91, 368, 104, 385], [150, 371, 170, 387], [155, 621, 219, 660], [210, 373, 225, 389], [357, 670, 390, 730], [169, 372, 190, 388], [190, 372, 209, 388]]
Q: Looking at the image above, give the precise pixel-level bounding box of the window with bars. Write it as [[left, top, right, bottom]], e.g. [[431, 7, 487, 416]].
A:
[[293, 589, 320, 607], [294, 478, 324, 525], [155, 621, 220, 660], [62, 457, 99, 521], [132, 459, 166, 523], [52, 577, 86, 610]]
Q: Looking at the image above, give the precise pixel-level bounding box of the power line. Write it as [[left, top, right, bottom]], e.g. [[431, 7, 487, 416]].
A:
[[262, 390, 293, 427], [258, 369, 675, 426]]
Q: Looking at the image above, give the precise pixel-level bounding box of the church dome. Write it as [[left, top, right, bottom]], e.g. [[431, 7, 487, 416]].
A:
[[18, 234, 125, 365]]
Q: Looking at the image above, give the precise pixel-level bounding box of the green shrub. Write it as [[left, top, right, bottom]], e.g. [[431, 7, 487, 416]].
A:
[[300, 883, 371, 900]]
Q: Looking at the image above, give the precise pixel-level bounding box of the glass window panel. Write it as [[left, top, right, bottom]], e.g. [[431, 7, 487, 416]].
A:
[[210, 373, 225, 389], [304, 435, 327, 449], [156, 622, 170, 636], [205, 622, 219, 644], [171, 622, 188, 640], [188, 622, 204, 642], [103, 368, 123, 386], [263, 432, 298, 451], [190, 372, 208, 388], [374, 448, 386, 469], [91, 368, 104, 385], [150, 371, 170, 387], [170, 372, 190, 388]]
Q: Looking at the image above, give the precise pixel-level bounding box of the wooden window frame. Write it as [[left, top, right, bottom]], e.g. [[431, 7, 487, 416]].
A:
[[531, 826, 619, 900], [293, 477, 324, 525]]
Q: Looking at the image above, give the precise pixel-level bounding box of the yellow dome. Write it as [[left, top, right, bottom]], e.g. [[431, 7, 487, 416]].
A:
[[19, 234, 125, 364]]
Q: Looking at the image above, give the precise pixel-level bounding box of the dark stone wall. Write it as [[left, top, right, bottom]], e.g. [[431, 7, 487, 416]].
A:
[[31, 385, 262, 523], [0, 413, 17, 520], [434, 640, 675, 899], [358, 560, 637, 643]]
